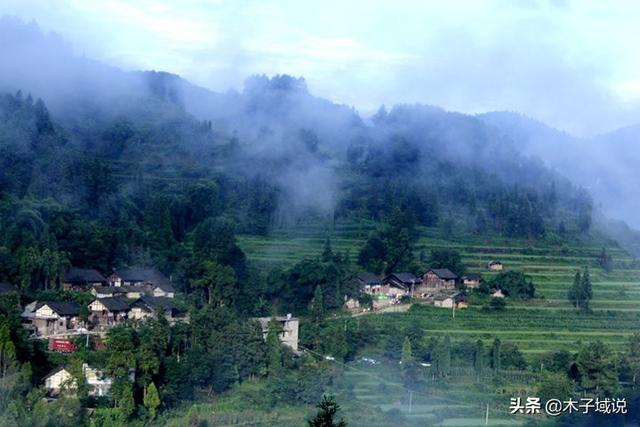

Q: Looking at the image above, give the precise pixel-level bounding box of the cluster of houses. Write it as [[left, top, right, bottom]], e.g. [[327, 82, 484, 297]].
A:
[[20, 266, 183, 338], [43, 363, 136, 398], [355, 260, 505, 310]]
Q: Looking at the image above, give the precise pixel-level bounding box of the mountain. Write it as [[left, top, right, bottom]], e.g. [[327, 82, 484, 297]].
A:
[[480, 111, 640, 230], [0, 17, 605, 248]]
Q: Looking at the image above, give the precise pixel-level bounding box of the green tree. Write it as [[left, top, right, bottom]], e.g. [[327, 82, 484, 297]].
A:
[[143, 382, 161, 419], [581, 267, 592, 310], [266, 318, 282, 377], [105, 326, 136, 420], [474, 340, 485, 374], [307, 395, 347, 427], [434, 336, 451, 377], [0, 322, 18, 406], [575, 341, 618, 395], [568, 270, 582, 308], [489, 271, 535, 299], [321, 237, 333, 263], [491, 338, 501, 372], [537, 372, 575, 402], [597, 248, 613, 272], [401, 337, 417, 388], [193, 260, 237, 306], [627, 333, 640, 387], [427, 249, 466, 277]]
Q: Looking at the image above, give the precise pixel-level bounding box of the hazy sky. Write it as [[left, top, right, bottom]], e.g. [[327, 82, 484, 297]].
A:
[[2, 0, 640, 136]]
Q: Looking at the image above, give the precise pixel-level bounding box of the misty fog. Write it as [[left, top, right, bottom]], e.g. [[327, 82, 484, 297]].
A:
[[1, 15, 638, 231]]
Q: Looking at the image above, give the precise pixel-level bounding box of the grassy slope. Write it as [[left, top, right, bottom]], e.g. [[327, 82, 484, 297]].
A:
[[237, 221, 640, 356], [173, 221, 638, 426]]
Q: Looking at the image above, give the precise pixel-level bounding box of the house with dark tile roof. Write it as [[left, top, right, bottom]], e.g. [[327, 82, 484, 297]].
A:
[[21, 301, 81, 336], [62, 268, 106, 291]]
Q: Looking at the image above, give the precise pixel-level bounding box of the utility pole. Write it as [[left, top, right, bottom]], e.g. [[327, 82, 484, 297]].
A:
[[485, 403, 489, 426], [409, 390, 413, 414]]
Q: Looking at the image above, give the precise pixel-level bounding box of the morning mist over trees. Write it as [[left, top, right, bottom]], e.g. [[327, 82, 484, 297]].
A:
[[1, 2, 640, 426]]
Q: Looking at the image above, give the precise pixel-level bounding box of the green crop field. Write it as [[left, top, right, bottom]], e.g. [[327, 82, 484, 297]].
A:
[[238, 220, 640, 357], [234, 221, 640, 425]]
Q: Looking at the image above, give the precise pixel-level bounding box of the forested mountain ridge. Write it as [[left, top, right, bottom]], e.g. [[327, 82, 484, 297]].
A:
[[480, 110, 640, 231], [0, 18, 605, 301]]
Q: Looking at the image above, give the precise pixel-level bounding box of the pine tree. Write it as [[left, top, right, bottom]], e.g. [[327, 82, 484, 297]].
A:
[[321, 237, 333, 262], [307, 395, 347, 427], [0, 323, 17, 396], [581, 267, 592, 310], [434, 336, 451, 377], [568, 270, 582, 308], [491, 338, 501, 372], [474, 339, 485, 374], [144, 382, 161, 419], [266, 318, 282, 377], [310, 285, 325, 324]]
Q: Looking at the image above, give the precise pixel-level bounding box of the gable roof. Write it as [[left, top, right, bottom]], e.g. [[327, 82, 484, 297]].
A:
[[0, 282, 17, 294], [434, 291, 462, 301], [427, 268, 458, 280], [132, 296, 178, 312], [463, 273, 481, 281], [385, 272, 420, 284], [43, 365, 71, 381], [488, 260, 503, 265], [63, 268, 106, 283], [93, 297, 131, 312], [152, 282, 175, 292], [111, 266, 170, 286], [356, 272, 382, 285], [93, 285, 143, 295], [41, 301, 80, 316]]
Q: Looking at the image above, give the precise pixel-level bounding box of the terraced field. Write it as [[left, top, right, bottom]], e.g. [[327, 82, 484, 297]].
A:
[[237, 221, 640, 357], [339, 361, 527, 427]]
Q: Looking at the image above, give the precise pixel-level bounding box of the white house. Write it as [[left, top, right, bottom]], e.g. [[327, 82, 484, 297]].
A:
[[44, 364, 117, 397], [43, 366, 76, 396], [256, 315, 300, 351]]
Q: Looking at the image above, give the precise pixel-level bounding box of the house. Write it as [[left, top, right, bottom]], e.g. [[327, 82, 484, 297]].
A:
[[0, 282, 18, 296], [82, 363, 113, 397], [256, 315, 299, 351], [433, 291, 465, 309], [344, 295, 360, 310], [491, 289, 506, 298], [88, 297, 130, 327], [383, 273, 421, 297], [62, 268, 106, 291], [92, 285, 144, 299], [421, 269, 458, 291], [148, 282, 175, 298], [129, 297, 183, 322], [44, 364, 115, 397], [488, 260, 504, 271], [21, 301, 81, 337], [356, 272, 383, 294], [108, 266, 171, 289], [462, 273, 482, 289], [43, 366, 76, 396]]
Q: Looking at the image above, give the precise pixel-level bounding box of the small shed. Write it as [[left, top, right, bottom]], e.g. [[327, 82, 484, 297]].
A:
[[488, 260, 504, 271]]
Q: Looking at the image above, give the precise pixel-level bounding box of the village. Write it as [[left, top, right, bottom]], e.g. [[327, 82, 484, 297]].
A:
[[350, 259, 505, 311], [0, 258, 507, 398]]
